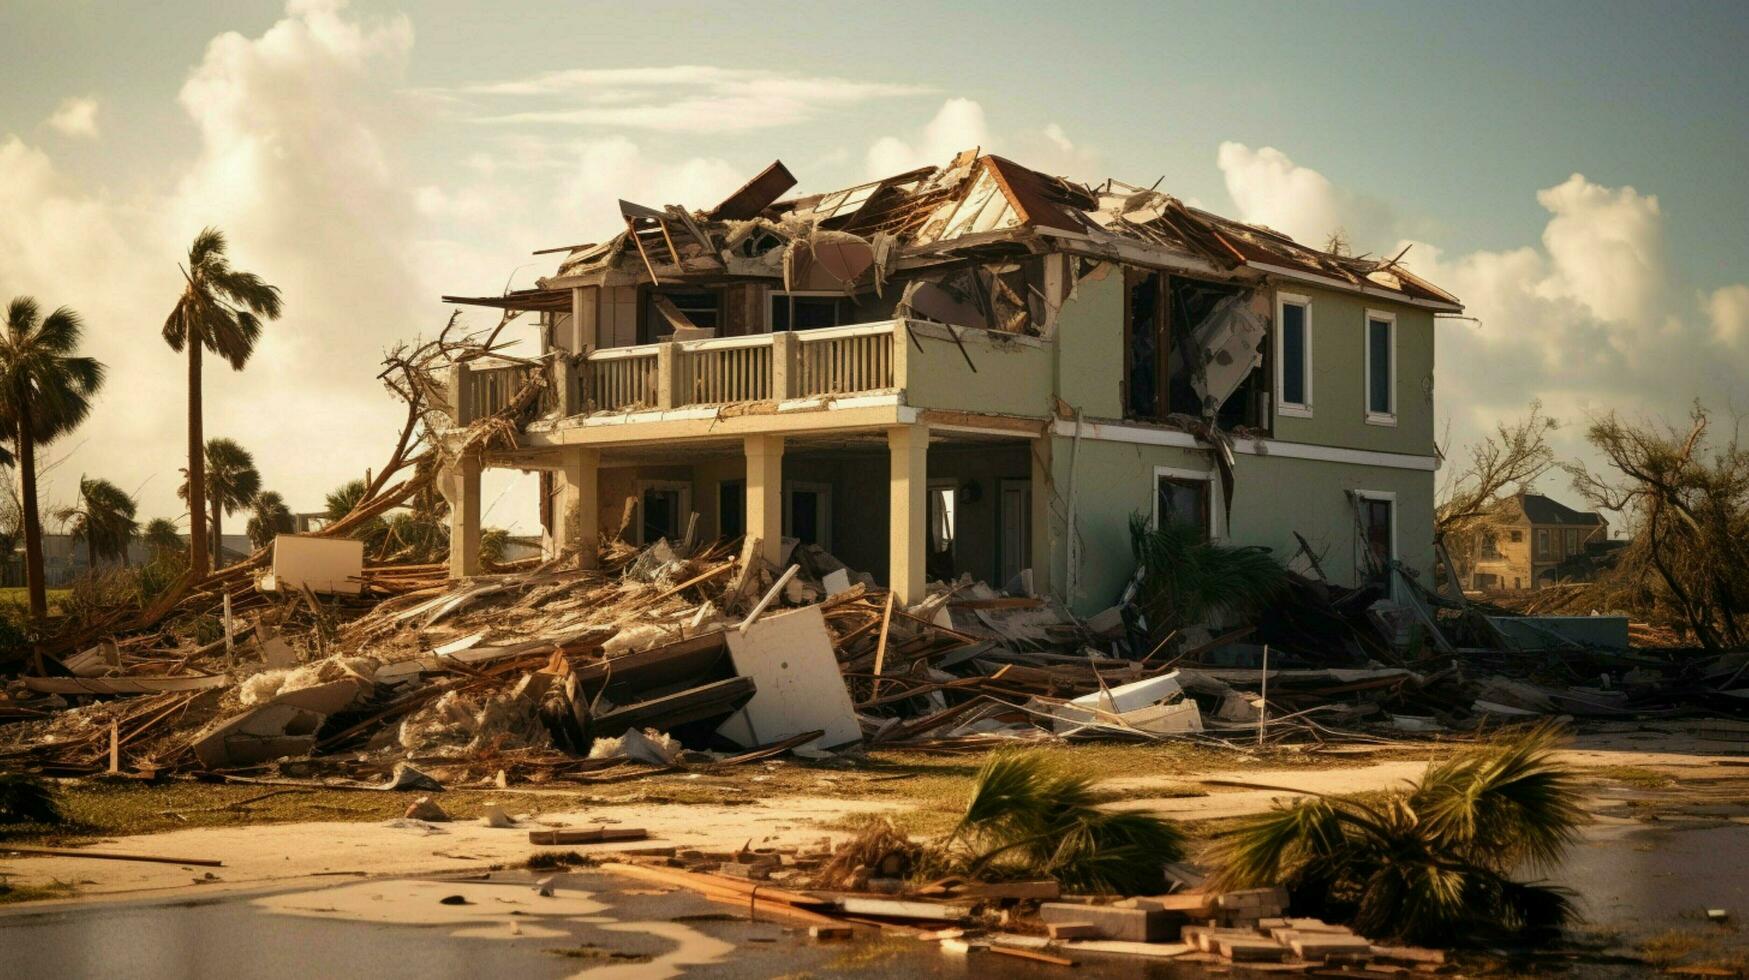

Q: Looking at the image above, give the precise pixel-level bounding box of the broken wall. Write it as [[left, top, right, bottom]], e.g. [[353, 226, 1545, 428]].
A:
[[1045, 436, 1435, 614]]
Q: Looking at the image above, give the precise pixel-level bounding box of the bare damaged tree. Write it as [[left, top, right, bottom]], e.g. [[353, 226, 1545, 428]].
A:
[[1564, 404, 1749, 651], [1436, 400, 1559, 538]]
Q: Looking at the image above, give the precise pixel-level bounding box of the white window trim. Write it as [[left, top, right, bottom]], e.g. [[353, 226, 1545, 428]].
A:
[[782, 480, 833, 551], [1354, 489, 1397, 596], [1274, 291, 1313, 419], [767, 290, 848, 331], [633, 479, 693, 546], [1364, 308, 1397, 426], [1151, 465, 1225, 539]]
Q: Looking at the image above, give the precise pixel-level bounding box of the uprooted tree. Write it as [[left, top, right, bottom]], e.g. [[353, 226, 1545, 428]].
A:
[[1563, 403, 1749, 651]]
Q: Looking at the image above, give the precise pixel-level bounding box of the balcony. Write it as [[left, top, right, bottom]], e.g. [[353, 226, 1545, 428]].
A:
[[442, 319, 1052, 428]]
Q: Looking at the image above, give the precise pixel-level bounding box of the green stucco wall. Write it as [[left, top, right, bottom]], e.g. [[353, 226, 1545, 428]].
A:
[[1043, 435, 1435, 614], [1269, 284, 1436, 456], [904, 326, 1056, 417]]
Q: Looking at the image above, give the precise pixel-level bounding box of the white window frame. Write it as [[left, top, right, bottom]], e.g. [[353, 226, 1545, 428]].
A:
[[1274, 291, 1313, 419], [1354, 489, 1397, 592], [1364, 308, 1397, 426], [926, 478, 959, 557], [782, 480, 833, 551], [767, 290, 849, 331], [1151, 465, 1225, 539], [633, 479, 693, 546]]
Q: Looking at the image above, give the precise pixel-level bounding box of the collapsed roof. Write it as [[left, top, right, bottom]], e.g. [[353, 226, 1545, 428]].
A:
[[448, 149, 1462, 315]]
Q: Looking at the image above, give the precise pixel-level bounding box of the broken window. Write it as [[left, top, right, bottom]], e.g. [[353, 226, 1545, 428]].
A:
[[926, 482, 958, 582], [1168, 276, 1266, 429], [1155, 473, 1212, 540], [1366, 311, 1395, 423], [638, 482, 690, 545], [641, 288, 720, 343], [1124, 270, 1164, 419], [770, 292, 846, 331], [1276, 294, 1312, 417], [718, 480, 745, 541]]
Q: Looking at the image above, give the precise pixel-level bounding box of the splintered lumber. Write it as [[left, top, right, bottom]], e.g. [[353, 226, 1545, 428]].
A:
[[0, 845, 223, 867], [835, 896, 971, 921], [591, 676, 755, 738], [868, 590, 896, 703], [528, 827, 648, 845], [990, 945, 1075, 967], [599, 862, 843, 926], [23, 675, 230, 695]]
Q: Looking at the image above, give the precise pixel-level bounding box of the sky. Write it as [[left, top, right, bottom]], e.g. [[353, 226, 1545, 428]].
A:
[[2, 0, 1746, 534]]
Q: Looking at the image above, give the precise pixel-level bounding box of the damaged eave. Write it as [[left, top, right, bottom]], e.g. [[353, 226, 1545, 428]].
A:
[[1244, 260, 1465, 313]]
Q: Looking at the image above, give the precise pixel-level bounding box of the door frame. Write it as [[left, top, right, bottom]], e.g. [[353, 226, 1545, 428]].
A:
[[782, 480, 833, 551]]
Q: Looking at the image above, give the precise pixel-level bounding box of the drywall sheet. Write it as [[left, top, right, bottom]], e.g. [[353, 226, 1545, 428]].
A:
[[717, 605, 860, 750], [271, 534, 365, 595]]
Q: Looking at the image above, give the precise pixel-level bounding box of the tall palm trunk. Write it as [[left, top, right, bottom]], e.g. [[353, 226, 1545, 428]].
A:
[[16, 408, 46, 620], [211, 498, 224, 570], [187, 338, 209, 577]]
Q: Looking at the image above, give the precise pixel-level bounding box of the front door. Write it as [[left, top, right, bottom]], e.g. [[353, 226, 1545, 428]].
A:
[[998, 480, 1031, 587]]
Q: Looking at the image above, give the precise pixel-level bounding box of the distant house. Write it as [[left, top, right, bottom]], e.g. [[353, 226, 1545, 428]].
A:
[[1, 533, 255, 588], [1464, 492, 1609, 590]]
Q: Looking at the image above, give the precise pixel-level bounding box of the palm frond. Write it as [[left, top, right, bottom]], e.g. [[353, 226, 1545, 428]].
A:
[[212, 268, 283, 318]]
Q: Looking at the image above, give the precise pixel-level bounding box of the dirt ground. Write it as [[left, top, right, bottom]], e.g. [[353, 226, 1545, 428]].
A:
[[3, 721, 1744, 909]]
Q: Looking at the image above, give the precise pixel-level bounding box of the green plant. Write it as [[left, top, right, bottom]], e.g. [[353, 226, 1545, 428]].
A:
[[1128, 515, 1286, 640], [943, 750, 1184, 895], [245, 490, 294, 549], [324, 479, 388, 555], [0, 297, 106, 618], [59, 477, 138, 569], [1209, 723, 1586, 946], [162, 227, 282, 577]]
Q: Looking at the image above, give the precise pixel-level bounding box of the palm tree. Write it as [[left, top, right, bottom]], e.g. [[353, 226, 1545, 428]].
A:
[[324, 478, 388, 555], [0, 298, 105, 618], [162, 228, 281, 578], [61, 477, 138, 570], [180, 438, 259, 570], [245, 491, 294, 549], [1208, 724, 1586, 946], [143, 518, 183, 558]]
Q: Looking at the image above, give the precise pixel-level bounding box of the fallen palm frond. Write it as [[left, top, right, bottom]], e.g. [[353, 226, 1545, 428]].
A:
[[816, 818, 921, 889], [943, 750, 1184, 895], [1209, 722, 1586, 946], [1129, 515, 1286, 643]]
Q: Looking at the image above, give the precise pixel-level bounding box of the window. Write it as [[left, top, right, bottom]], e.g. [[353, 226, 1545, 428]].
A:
[[1536, 528, 1550, 558], [718, 480, 745, 541], [1153, 466, 1220, 539], [1480, 530, 1501, 559], [642, 288, 720, 342], [1125, 270, 1164, 419], [636, 481, 692, 546], [1365, 310, 1396, 424], [769, 292, 846, 332], [1275, 293, 1312, 418], [1510, 529, 1523, 542], [782, 481, 832, 550], [927, 481, 958, 581], [1565, 528, 1579, 554], [1354, 490, 1396, 591]]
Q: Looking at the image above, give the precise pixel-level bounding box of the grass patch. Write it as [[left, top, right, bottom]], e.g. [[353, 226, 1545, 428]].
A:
[[0, 780, 568, 844], [1597, 766, 1678, 790], [0, 878, 78, 905], [826, 934, 915, 970], [1640, 928, 1746, 969], [0, 587, 72, 616]]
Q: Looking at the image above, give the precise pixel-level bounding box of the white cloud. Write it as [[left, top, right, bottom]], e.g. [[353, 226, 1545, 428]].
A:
[[1042, 123, 1073, 153], [1533, 174, 1665, 325], [461, 65, 929, 133], [1216, 142, 1396, 252], [45, 96, 99, 139], [560, 136, 744, 235], [1707, 284, 1749, 349], [866, 98, 989, 176]]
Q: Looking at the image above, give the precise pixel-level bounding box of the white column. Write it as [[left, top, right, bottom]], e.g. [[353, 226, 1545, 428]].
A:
[[888, 424, 928, 604], [448, 452, 482, 578], [744, 434, 785, 568], [553, 448, 600, 569]]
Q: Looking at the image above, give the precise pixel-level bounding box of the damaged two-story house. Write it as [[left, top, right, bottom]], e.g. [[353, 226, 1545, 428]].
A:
[[435, 150, 1461, 614]]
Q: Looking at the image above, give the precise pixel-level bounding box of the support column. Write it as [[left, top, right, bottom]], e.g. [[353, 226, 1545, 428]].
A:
[[1029, 433, 1053, 596], [447, 452, 482, 579], [743, 434, 784, 568], [888, 424, 928, 604], [553, 448, 601, 569]]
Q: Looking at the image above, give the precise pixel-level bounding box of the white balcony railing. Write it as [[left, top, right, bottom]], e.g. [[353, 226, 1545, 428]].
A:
[[678, 335, 773, 405], [796, 324, 894, 397], [585, 347, 659, 412]]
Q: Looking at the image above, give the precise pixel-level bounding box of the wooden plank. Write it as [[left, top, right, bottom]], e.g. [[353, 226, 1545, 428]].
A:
[[1, 845, 223, 867], [868, 590, 896, 703], [528, 827, 648, 845], [991, 945, 1075, 967], [592, 676, 755, 738]]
